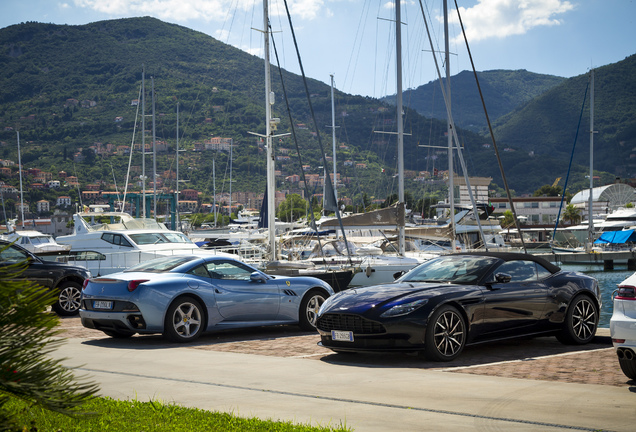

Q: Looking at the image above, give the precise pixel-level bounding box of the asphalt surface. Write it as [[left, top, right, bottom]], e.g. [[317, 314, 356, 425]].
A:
[[54, 319, 636, 432]]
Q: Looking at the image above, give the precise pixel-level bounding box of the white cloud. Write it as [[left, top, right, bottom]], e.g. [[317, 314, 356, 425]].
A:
[[73, 0, 324, 22], [448, 0, 575, 43]]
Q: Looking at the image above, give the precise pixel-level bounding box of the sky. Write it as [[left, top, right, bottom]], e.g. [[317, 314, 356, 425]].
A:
[[0, 0, 634, 98]]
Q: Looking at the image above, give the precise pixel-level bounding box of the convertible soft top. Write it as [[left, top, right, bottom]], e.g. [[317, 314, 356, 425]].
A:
[[454, 251, 561, 274]]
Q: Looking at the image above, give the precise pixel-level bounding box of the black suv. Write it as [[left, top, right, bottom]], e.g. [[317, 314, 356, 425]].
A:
[[0, 240, 90, 316]]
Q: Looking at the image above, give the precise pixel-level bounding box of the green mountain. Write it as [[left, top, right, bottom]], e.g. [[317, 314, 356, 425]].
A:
[[491, 54, 636, 182], [383, 70, 565, 132], [0, 17, 632, 210]]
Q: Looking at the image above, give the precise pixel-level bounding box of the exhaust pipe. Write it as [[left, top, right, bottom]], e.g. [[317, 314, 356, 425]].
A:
[[617, 347, 636, 360]]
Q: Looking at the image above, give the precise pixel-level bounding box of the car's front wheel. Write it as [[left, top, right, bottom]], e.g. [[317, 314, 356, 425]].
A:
[[52, 281, 82, 316], [164, 296, 205, 343], [299, 289, 328, 331], [557, 295, 598, 345], [424, 305, 466, 362]]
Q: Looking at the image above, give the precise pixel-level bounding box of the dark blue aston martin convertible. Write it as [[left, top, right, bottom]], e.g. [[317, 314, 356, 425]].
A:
[[316, 252, 601, 361]]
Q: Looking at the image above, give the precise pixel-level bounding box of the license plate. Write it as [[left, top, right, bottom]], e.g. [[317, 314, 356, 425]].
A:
[[331, 330, 354, 342], [93, 300, 113, 310]]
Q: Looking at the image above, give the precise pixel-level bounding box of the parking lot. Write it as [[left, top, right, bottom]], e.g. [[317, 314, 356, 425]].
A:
[[57, 316, 631, 388]]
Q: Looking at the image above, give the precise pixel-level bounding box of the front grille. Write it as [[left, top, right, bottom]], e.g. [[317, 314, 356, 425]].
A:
[[317, 313, 385, 334]]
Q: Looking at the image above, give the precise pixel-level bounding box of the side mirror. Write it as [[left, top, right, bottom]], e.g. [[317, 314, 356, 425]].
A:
[[494, 272, 512, 284], [250, 271, 268, 283], [393, 270, 405, 280]]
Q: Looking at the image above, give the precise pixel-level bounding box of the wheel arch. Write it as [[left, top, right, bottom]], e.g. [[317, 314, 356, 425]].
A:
[[427, 300, 471, 331], [564, 290, 601, 322], [163, 292, 209, 330], [54, 274, 87, 289]]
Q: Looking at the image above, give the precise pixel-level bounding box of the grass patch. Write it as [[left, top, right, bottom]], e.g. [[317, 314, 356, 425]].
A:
[[7, 396, 351, 431]]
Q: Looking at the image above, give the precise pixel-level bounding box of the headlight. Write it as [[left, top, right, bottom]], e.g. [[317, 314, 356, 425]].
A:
[[380, 299, 428, 318]]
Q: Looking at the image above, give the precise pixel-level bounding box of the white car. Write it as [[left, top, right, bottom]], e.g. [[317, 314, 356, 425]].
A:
[[610, 272, 636, 380]]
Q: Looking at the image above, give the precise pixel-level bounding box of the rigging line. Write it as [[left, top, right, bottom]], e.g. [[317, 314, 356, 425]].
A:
[[553, 76, 591, 240], [343, 0, 371, 94], [417, 0, 488, 250], [269, 27, 325, 256], [451, 0, 524, 253], [280, 0, 354, 264]]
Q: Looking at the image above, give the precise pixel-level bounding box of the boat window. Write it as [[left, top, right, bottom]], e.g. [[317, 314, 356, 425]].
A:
[[125, 256, 195, 272], [31, 236, 52, 245], [129, 232, 193, 245], [205, 260, 253, 281], [162, 233, 193, 244], [71, 251, 106, 261], [101, 233, 133, 247]]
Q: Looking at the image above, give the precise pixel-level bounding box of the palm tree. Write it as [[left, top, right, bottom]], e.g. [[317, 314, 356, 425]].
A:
[[0, 246, 98, 429], [562, 204, 582, 225], [500, 210, 515, 228]]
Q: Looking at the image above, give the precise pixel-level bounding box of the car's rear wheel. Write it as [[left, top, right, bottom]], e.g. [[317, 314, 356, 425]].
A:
[[425, 305, 466, 362], [102, 330, 135, 339], [164, 296, 204, 343], [618, 355, 636, 380], [52, 281, 82, 316], [556, 295, 598, 345], [299, 289, 328, 331]]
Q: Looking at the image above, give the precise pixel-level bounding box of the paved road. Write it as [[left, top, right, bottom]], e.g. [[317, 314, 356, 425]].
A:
[[54, 335, 635, 432]]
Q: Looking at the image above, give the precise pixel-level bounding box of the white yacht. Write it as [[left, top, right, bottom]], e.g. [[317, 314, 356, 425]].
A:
[[56, 206, 234, 276], [1, 220, 71, 255]]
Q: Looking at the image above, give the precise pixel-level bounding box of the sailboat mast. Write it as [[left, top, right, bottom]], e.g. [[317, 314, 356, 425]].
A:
[[141, 66, 146, 218], [396, 0, 405, 256], [588, 69, 595, 246], [17, 131, 24, 228], [263, 0, 276, 260], [176, 102, 180, 231], [444, 0, 456, 251], [330, 74, 338, 203], [152, 76, 157, 220]]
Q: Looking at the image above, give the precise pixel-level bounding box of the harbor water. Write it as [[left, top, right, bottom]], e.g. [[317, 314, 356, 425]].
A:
[[560, 263, 631, 328]]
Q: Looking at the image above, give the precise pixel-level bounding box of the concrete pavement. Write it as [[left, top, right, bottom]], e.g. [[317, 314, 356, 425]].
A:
[[54, 337, 635, 432]]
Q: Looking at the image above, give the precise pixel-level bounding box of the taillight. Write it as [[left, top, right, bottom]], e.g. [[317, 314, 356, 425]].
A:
[[128, 280, 149, 292], [82, 279, 90, 290], [616, 285, 636, 300]]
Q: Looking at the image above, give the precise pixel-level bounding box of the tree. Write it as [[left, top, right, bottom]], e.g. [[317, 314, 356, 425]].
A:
[[500, 210, 515, 228], [533, 184, 561, 197], [562, 204, 581, 225], [0, 247, 98, 429], [277, 193, 307, 222]]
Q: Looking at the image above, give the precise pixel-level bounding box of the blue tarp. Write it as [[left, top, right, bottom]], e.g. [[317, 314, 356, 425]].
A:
[[594, 229, 636, 244]]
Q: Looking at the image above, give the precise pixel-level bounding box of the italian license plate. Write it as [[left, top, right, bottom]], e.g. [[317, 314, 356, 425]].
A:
[[93, 300, 113, 310], [331, 330, 354, 342]]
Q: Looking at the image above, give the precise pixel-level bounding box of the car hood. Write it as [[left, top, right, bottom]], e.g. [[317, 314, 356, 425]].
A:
[[321, 282, 470, 315]]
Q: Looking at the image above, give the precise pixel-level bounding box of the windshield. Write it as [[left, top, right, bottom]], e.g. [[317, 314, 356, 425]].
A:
[[400, 255, 498, 284], [129, 232, 194, 245], [125, 256, 195, 272]]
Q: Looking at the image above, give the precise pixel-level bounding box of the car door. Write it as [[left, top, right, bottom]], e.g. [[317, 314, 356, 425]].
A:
[[0, 244, 54, 288], [205, 260, 281, 321], [477, 260, 548, 338]]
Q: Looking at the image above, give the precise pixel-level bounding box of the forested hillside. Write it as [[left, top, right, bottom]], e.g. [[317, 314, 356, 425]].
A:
[[0, 17, 631, 211], [383, 69, 565, 133]]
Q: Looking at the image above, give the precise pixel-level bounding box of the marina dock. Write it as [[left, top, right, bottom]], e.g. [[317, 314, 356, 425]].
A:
[[537, 250, 636, 270]]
